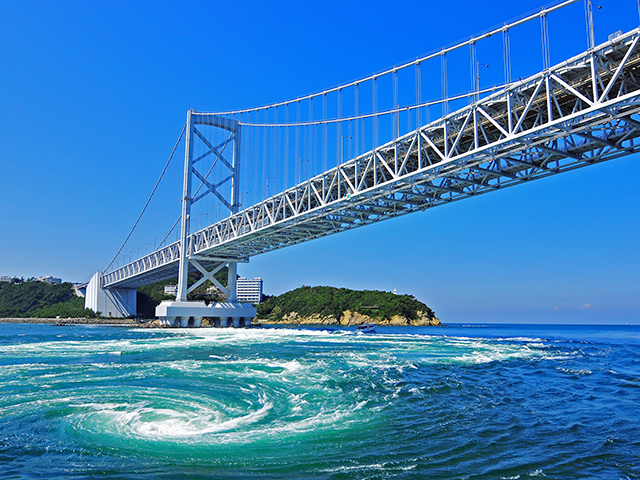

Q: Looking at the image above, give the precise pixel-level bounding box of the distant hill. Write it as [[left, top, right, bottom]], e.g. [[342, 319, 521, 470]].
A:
[[0, 280, 97, 318], [256, 286, 440, 326]]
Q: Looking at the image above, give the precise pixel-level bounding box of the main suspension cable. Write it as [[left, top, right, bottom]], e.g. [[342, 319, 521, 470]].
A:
[[104, 123, 186, 272], [239, 84, 505, 127], [211, 0, 578, 116]]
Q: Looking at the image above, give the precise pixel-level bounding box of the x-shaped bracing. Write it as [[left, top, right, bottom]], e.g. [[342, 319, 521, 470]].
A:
[[191, 127, 237, 212]]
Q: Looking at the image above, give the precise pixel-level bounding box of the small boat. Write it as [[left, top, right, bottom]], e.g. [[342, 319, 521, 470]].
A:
[[356, 323, 376, 334]]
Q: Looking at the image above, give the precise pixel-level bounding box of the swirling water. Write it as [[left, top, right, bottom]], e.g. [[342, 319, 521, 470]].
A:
[[0, 323, 639, 479]]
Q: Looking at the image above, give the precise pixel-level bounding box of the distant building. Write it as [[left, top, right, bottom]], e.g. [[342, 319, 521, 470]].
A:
[[164, 285, 178, 296], [0, 275, 11, 283], [37, 276, 62, 285], [237, 277, 263, 304]]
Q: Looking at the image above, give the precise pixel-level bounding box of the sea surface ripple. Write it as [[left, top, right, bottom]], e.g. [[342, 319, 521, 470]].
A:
[[0, 323, 638, 479]]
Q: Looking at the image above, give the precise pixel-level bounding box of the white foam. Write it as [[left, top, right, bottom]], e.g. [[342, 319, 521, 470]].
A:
[[321, 461, 415, 473], [448, 346, 539, 364], [323, 463, 386, 472], [77, 398, 272, 439], [556, 367, 592, 375], [135, 402, 271, 437], [268, 406, 356, 434], [264, 359, 303, 373]]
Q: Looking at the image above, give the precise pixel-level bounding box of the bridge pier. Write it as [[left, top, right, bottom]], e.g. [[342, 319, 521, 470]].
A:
[[155, 300, 256, 328], [85, 272, 136, 318]]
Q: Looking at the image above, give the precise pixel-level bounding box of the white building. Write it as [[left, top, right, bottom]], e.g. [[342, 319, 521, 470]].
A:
[[237, 277, 263, 304], [37, 276, 62, 284], [164, 285, 178, 296], [0, 276, 11, 283]]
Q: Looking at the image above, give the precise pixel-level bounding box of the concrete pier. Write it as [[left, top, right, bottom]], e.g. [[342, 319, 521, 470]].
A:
[[155, 300, 256, 328]]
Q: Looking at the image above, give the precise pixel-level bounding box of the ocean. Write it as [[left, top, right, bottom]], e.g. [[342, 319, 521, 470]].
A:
[[0, 322, 638, 479]]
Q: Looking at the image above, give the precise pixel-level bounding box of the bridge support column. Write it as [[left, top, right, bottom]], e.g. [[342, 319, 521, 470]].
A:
[[85, 272, 136, 318], [152, 111, 256, 327], [227, 262, 238, 302]]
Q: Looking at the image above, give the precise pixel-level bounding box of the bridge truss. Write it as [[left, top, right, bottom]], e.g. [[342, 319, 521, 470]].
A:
[[103, 28, 640, 290]]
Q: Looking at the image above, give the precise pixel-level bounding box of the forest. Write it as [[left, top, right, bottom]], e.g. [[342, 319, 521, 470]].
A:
[[0, 280, 97, 318]]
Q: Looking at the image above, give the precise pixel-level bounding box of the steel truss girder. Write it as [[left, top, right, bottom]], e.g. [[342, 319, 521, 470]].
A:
[[103, 28, 640, 289]]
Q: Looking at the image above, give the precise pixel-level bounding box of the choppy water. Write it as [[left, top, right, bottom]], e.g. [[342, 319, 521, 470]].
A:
[[0, 323, 639, 479]]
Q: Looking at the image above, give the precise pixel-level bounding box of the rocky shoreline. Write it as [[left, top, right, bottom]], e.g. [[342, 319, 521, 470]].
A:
[[0, 310, 442, 328], [260, 309, 442, 327]]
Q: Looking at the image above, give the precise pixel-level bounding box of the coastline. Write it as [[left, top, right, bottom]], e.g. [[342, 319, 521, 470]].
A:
[[0, 317, 140, 327], [0, 314, 442, 328], [257, 309, 442, 327]]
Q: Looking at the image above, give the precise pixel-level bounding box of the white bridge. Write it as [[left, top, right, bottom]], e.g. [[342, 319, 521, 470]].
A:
[[86, 0, 640, 324]]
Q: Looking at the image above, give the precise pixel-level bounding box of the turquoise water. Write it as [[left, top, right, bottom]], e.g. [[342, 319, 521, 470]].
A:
[[0, 323, 639, 479]]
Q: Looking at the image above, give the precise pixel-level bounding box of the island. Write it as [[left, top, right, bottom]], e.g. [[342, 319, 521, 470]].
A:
[[256, 286, 441, 326]]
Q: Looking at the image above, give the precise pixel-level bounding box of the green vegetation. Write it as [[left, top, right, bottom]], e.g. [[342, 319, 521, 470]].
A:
[[1, 274, 433, 325], [0, 280, 97, 318], [136, 280, 176, 319], [257, 286, 435, 322]]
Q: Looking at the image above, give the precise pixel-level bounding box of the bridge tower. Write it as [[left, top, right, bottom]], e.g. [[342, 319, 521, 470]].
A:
[[155, 110, 256, 327]]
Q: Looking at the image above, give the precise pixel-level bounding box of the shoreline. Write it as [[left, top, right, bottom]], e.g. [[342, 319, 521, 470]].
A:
[[0, 317, 140, 326], [0, 317, 442, 328]]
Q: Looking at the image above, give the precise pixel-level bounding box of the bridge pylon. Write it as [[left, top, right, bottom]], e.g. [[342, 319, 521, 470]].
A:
[[155, 110, 256, 327]]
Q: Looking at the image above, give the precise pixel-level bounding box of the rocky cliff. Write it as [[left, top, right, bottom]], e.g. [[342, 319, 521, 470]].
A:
[[260, 309, 441, 327]]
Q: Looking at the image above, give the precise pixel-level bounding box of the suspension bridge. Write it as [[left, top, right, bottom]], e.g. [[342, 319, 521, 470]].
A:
[[85, 0, 640, 325]]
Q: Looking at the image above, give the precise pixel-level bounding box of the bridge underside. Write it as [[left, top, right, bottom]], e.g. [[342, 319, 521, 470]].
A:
[[103, 28, 640, 290], [103, 257, 225, 289]]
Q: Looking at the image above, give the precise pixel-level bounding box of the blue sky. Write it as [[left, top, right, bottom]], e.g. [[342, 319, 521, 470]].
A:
[[1, 0, 639, 324]]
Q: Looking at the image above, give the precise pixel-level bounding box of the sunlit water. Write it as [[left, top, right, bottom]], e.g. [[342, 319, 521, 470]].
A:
[[0, 323, 639, 479]]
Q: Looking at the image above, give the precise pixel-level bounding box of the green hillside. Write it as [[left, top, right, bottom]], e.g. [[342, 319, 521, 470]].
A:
[[0, 280, 97, 318], [256, 286, 436, 323]]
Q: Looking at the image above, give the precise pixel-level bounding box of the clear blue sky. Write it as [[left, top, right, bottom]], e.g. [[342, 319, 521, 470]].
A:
[[1, 0, 639, 324]]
